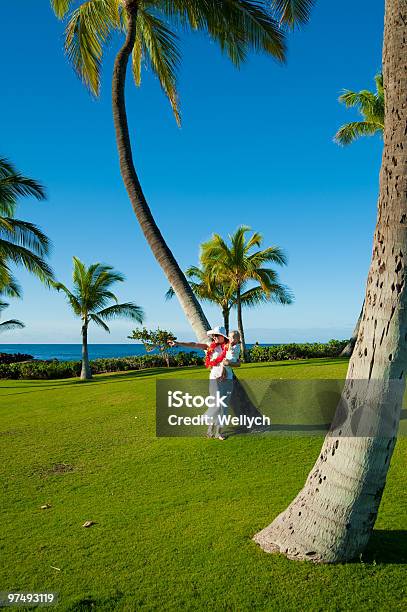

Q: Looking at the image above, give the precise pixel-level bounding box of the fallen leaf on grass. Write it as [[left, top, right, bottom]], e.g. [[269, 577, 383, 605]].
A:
[[82, 520, 96, 528], [41, 503, 51, 509]]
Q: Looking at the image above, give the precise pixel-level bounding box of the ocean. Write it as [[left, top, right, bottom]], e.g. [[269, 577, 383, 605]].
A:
[[0, 343, 269, 362]]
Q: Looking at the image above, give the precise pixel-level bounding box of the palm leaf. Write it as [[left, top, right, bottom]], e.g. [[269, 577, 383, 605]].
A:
[[89, 313, 110, 332], [334, 121, 382, 146], [271, 0, 315, 28], [64, 0, 119, 96], [97, 302, 144, 322], [138, 10, 181, 125], [0, 319, 25, 331]]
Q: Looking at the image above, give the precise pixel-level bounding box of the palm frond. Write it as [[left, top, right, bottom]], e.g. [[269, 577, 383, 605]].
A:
[[0, 241, 54, 283], [0, 218, 51, 257], [51, 281, 83, 315], [0, 319, 25, 332], [0, 157, 46, 214], [138, 10, 181, 125], [89, 313, 110, 332], [271, 0, 315, 28], [165, 286, 175, 301], [334, 121, 382, 146], [64, 0, 119, 96], [97, 302, 144, 322], [50, 0, 73, 19]]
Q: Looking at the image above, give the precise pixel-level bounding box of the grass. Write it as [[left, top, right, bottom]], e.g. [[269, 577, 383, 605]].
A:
[[0, 358, 406, 611]]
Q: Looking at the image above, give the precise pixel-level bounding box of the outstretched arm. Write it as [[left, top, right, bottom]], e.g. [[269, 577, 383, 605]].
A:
[[168, 340, 208, 350], [223, 359, 241, 368]]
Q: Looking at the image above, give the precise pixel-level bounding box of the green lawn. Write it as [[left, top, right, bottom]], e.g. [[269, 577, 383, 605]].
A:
[[0, 358, 406, 611]]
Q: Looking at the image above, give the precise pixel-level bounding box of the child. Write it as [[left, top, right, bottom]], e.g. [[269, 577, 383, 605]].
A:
[[219, 330, 241, 382]]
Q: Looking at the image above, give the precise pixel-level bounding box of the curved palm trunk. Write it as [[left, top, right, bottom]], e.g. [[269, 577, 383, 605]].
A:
[[236, 286, 248, 361], [112, 1, 210, 343], [340, 300, 365, 357], [254, 0, 406, 563], [81, 323, 92, 381]]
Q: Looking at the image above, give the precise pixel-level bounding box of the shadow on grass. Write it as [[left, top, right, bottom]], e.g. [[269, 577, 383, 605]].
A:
[[240, 358, 349, 369], [363, 530, 407, 564]]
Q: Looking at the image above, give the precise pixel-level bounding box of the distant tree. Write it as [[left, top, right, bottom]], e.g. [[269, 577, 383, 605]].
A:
[[128, 327, 176, 367], [166, 263, 291, 337], [52, 257, 144, 380], [200, 226, 293, 360]]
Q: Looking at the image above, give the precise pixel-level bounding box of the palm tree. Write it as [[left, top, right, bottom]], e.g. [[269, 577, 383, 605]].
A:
[[0, 157, 53, 288], [254, 0, 407, 562], [0, 301, 24, 333], [334, 76, 384, 357], [334, 73, 384, 146], [51, 0, 314, 342], [200, 226, 293, 360], [166, 263, 292, 337], [52, 256, 144, 380]]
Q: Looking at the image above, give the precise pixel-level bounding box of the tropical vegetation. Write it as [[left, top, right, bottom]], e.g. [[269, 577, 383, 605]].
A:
[[200, 225, 293, 360], [0, 301, 24, 333], [0, 157, 53, 295], [51, 0, 314, 342], [334, 73, 384, 145], [52, 256, 144, 380]]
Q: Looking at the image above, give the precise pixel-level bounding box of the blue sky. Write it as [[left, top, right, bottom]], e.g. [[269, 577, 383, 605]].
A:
[[1, 1, 384, 343]]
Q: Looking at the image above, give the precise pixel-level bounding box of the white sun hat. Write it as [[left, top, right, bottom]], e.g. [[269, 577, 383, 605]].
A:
[[206, 325, 228, 340]]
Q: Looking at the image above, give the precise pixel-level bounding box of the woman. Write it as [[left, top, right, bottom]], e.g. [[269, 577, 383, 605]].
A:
[[168, 325, 241, 439]]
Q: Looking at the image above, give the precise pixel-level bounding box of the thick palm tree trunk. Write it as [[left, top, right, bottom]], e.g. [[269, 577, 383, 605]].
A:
[[340, 300, 364, 357], [236, 286, 248, 361], [81, 323, 92, 380], [254, 0, 406, 563], [112, 1, 210, 343]]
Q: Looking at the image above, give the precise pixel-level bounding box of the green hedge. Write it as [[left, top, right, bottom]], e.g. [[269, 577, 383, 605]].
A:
[[0, 351, 204, 380], [248, 339, 348, 362], [0, 341, 349, 380]]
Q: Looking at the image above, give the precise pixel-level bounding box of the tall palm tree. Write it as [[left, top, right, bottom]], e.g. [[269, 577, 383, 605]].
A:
[[0, 301, 24, 333], [51, 0, 314, 342], [334, 73, 384, 146], [52, 256, 144, 380], [254, 0, 407, 562], [0, 157, 53, 288], [201, 226, 293, 360], [166, 263, 292, 337]]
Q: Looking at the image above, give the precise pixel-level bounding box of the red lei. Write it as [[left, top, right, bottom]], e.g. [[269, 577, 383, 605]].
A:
[[205, 342, 229, 368]]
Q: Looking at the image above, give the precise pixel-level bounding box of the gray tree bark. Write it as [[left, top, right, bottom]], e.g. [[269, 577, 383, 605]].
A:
[[253, 0, 407, 563], [80, 323, 92, 381], [340, 300, 364, 357]]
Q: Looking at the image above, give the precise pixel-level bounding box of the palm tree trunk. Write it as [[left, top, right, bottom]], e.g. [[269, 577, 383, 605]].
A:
[[340, 300, 364, 357], [81, 323, 92, 381], [236, 286, 248, 361], [254, 0, 407, 563], [112, 1, 210, 343], [222, 306, 230, 335]]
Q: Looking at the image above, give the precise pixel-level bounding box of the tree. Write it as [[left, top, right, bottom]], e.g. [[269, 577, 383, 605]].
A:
[[334, 73, 384, 146], [0, 157, 53, 290], [51, 0, 314, 342], [200, 226, 293, 360], [0, 301, 24, 333], [333, 76, 384, 357], [253, 0, 407, 562], [128, 327, 176, 367], [166, 263, 292, 336], [52, 256, 144, 380]]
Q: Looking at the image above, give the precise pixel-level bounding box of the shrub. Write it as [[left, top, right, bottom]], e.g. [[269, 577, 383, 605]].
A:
[[0, 351, 204, 380], [248, 339, 349, 362]]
